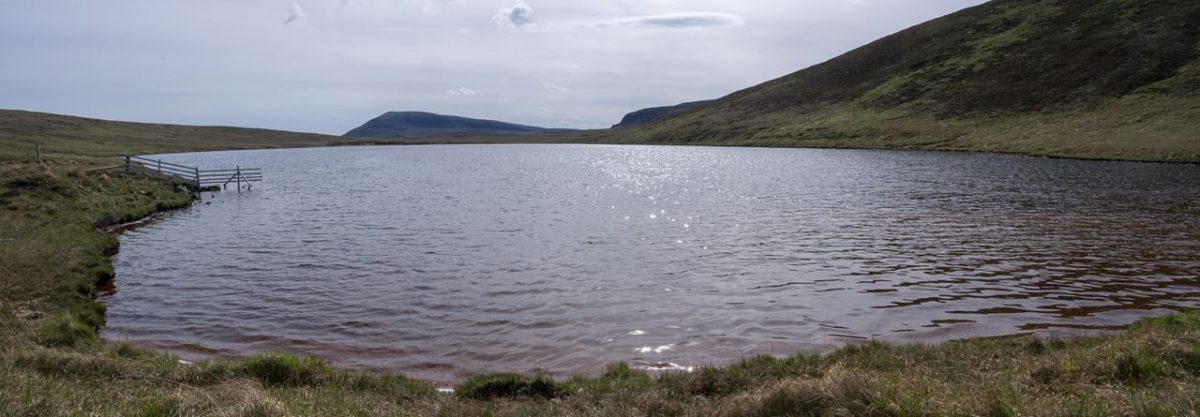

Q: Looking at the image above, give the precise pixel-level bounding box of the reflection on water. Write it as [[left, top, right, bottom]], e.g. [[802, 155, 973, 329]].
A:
[[102, 145, 1200, 382]]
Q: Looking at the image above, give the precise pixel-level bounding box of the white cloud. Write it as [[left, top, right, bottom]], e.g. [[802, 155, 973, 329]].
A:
[[541, 82, 569, 93], [498, 8, 744, 32], [494, 1, 535, 28], [377, 26, 417, 33], [283, 3, 307, 25], [577, 12, 746, 29], [420, 0, 461, 16], [447, 87, 478, 96]]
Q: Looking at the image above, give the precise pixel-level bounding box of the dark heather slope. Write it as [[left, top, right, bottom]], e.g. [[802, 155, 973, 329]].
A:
[[582, 0, 1200, 162], [612, 100, 715, 129], [345, 112, 574, 138]]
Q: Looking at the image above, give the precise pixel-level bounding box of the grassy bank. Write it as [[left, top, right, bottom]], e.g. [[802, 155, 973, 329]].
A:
[[0, 110, 352, 162], [580, 94, 1200, 163], [0, 162, 192, 349], [588, 0, 1200, 163]]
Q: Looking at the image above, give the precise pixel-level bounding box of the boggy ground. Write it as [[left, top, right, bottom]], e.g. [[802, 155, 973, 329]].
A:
[[1, 158, 1199, 416]]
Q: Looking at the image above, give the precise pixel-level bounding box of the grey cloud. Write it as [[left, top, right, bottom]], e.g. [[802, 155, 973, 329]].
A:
[[284, 3, 307, 25], [541, 82, 569, 93], [494, 2, 535, 28]]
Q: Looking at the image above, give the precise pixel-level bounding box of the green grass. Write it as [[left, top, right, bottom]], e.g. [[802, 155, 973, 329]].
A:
[[8, 311, 1200, 415], [0, 110, 331, 162], [0, 162, 193, 350], [0, 109, 559, 166], [581, 93, 1200, 163], [456, 373, 562, 401]]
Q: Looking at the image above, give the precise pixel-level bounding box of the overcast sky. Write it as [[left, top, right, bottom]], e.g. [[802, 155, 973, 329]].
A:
[[0, 0, 987, 134]]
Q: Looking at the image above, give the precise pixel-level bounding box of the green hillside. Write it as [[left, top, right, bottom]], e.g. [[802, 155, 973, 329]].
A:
[[0, 110, 364, 162], [588, 0, 1200, 162]]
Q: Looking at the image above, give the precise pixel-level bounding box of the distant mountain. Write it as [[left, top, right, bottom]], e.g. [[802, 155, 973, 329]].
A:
[[612, 100, 714, 129], [584, 0, 1200, 162], [345, 112, 575, 138]]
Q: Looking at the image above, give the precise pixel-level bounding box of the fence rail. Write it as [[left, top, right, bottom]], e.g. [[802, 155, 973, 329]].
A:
[[122, 155, 262, 191]]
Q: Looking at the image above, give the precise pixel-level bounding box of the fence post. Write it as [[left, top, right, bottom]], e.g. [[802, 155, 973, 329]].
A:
[[236, 166, 241, 193], [124, 156, 131, 173], [195, 167, 201, 189], [157, 159, 162, 174], [35, 144, 42, 164]]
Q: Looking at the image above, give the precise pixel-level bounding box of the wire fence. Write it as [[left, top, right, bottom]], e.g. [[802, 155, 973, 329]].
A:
[[87, 155, 263, 191]]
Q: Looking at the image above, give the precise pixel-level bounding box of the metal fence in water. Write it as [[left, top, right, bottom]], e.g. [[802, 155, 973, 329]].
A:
[[117, 155, 262, 191]]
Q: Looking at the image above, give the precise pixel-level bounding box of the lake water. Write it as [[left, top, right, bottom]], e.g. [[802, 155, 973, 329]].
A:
[[102, 144, 1200, 381]]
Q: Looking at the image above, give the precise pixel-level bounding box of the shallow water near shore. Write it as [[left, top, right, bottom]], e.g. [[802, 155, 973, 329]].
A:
[[102, 144, 1200, 381]]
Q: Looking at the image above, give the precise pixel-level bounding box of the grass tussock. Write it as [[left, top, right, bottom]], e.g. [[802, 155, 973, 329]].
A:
[[130, 381, 291, 417], [234, 352, 332, 387], [456, 373, 562, 401]]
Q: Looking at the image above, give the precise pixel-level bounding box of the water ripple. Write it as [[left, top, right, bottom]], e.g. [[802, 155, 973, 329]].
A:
[[102, 145, 1200, 382]]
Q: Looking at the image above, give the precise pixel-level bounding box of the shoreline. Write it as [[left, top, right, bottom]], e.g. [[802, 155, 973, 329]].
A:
[[139, 139, 1200, 165], [4, 157, 1200, 415], [86, 148, 1196, 386], [98, 315, 1156, 387], [100, 206, 191, 235]]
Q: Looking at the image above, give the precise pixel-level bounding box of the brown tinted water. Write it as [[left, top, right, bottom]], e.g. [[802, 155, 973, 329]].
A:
[[102, 145, 1200, 382]]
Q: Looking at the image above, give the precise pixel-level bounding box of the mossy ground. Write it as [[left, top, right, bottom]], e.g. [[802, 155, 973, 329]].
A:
[[0, 161, 193, 349]]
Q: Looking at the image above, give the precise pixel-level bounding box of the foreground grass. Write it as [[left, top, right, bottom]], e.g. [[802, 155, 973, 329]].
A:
[[3, 309, 1199, 416], [2, 157, 1199, 416], [0, 161, 193, 349]]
